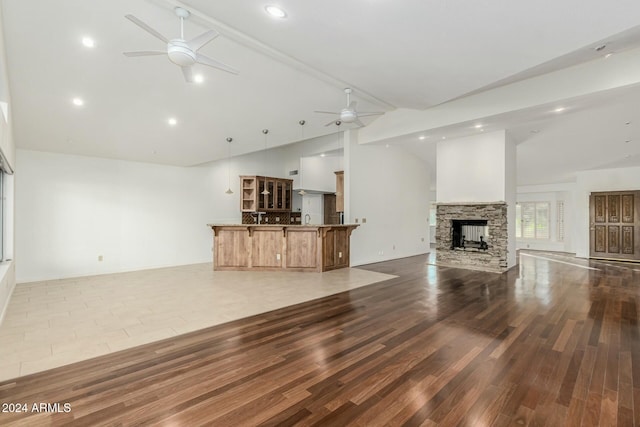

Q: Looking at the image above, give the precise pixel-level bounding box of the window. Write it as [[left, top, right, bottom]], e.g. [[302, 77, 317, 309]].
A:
[[515, 202, 550, 239], [557, 201, 564, 242], [429, 203, 436, 226]]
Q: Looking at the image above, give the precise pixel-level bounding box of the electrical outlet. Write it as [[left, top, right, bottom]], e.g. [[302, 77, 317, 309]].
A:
[[362, 218, 367, 223], [338, 252, 342, 258], [98, 255, 103, 261], [355, 218, 359, 223], [276, 253, 281, 260], [276, 216, 280, 222], [393, 245, 395, 250]]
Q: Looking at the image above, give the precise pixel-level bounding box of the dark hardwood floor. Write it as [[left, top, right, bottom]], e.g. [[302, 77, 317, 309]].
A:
[[1, 252, 640, 426]]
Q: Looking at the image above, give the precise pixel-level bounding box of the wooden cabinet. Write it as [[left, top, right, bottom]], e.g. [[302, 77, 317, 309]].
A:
[[335, 171, 344, 212], [322, 227, 350, 270], [240, 176, 293, 212], [240, 177, 257, 212], [209, 224, 358, 272], [324, 194, 340, 224]]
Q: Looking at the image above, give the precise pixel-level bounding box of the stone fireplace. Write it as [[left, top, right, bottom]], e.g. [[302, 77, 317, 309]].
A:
[[436, 202, 508, 272]]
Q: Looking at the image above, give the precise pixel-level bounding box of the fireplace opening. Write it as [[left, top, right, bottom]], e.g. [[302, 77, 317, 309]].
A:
[[451, 219, 489, 250]]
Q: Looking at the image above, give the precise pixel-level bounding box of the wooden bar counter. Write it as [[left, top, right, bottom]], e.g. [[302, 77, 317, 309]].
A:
[[207, 224, 359, 272]]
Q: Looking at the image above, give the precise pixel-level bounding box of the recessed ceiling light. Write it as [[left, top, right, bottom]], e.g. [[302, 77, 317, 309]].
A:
[[604, 53, 614, 59], [474, 124, 483, 129], [168, 118, 177, 126], [265, 5, 287, 18], [194, 74, 204, 84], [72, 97, 84, 106], [418, 135, 426, 140], [320, 153, 326, 157], [81, 37, 95, 48], [554, 107, 566, 113], [441, 136, 446, 140]]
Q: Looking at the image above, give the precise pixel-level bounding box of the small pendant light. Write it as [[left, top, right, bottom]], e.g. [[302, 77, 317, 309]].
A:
[[261, 129, 270, 195], [225, 137, 233, 195]]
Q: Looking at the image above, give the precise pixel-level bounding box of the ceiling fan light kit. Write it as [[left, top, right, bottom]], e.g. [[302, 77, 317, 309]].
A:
[[123, 7, 239, 83], [315, 88, 384, 127]]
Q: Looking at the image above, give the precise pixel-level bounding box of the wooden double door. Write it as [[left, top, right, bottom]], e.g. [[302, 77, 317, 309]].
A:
[[589, 190, 640, 261]]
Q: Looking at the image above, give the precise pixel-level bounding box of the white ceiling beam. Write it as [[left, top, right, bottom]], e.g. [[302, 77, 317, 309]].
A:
[[358, 46, 640, 144], [150, 0, 396, 110]]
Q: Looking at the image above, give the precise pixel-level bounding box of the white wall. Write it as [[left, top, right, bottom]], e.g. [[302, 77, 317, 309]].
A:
[[437, 130, 509, 203], [574, 166, 640, 258], [284, 133, 343, 189], [516, 184, 575, 253], [0, 4, 16, 325], [15, 138, 343, 282], [505, 133, 517, 267], [345, 130, 430, 266], [301, 193, 323, 225], [298, 155, 343, 192], [16, 150, 214, 282]]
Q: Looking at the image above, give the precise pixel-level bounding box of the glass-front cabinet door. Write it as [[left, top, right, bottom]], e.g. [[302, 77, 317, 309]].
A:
[[276, 181, 284, 209], [257, 177, 266, 210], [284, 181, 291, 210], [267, 179, 275, 209]]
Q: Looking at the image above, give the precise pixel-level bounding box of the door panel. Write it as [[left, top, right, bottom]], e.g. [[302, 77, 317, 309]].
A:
[[607, 226, 620, 253], [608, 195, 620, 222], [594, 226, 606, 253], [590, 191, 640, 261], [594, 195, 606, 223], [622, 195, 634, 223], [622, 226, 634, 254]]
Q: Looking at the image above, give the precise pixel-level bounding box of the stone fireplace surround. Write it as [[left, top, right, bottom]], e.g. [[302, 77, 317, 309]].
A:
[[436, 202, 509, 273]]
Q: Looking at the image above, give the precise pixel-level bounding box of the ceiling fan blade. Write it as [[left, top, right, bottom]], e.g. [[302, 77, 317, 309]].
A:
[[125, 15, 169, 43], [325, 119, 339, 126], [123, 51, 166, 57], [314, 110, 339, 115], [357, 112, 385, 117], [354, 118, 365, 127], [187, 30, 219, 51], [181, 66, 194, 83], [196, 53, 239, 74]]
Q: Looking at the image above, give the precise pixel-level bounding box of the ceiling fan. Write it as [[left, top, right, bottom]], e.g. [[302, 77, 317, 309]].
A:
[[123, 7, 238, 83], [315, 88, 384, 127]]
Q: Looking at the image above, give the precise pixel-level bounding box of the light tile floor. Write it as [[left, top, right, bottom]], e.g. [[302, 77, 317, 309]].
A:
[[0, 263, 395, 381]]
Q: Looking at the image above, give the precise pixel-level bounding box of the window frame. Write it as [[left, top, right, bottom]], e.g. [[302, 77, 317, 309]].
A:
[[515, 201, 551, 240]]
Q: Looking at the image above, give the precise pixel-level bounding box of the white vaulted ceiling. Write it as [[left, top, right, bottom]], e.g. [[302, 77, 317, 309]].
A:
[[2, 0, 640, 184]]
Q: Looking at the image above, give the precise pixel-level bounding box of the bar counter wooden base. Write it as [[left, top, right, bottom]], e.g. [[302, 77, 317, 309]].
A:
[[207, 224, 359, 272]]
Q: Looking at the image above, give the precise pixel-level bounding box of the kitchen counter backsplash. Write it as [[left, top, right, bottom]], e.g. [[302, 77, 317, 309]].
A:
[[242, 211, 302, 225]]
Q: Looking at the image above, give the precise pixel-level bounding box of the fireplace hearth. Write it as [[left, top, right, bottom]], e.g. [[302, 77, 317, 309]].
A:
[[451, 219, 489, 250]]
